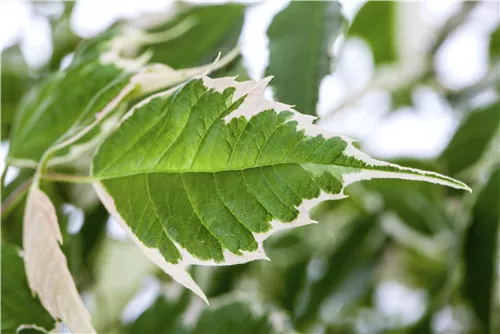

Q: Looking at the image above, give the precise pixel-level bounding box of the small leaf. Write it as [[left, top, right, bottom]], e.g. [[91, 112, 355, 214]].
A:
[[463, 167, 500, 332], [440, 102, 500, 176], [1, 244, 56, 334], [23, 187, 95, 333], [348, 1, 397, 65], [266, 1, 344, 115], [92, 76, 469, 301]]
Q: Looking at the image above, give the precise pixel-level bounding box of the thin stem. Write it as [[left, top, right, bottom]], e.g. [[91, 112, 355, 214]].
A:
[[41, 173, 96, 184], [1, 177, 33, 218], [1, 164, 9, 190]]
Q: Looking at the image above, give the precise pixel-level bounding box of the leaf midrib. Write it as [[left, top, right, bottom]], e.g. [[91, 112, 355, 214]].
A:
[[93, 161, 462, 189]]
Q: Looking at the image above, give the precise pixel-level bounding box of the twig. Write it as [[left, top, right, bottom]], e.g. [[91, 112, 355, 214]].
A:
[[1, 177, 33, 218]]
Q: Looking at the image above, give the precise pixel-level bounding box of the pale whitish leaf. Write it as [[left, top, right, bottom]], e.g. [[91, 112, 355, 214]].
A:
[[91, 76, 470, 302], [1, 244, 56, 334], [23, 188, 95, 333]]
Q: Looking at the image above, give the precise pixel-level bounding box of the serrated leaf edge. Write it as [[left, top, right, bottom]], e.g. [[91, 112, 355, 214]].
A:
[[91, 76, 470, 302]]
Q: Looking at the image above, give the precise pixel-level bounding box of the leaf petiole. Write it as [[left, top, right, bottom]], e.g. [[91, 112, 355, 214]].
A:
[[40, 173, 96, 184]]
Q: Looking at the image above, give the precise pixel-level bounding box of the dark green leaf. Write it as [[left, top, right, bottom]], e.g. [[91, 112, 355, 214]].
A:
[[440, 102, 500, 176], [266, 1, 344, 115], [1, 244, 56, 334], [463, 167, 500, 333], [79, 203, 108, 268]]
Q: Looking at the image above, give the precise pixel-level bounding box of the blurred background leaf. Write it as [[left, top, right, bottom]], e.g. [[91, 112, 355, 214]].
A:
[[347, 1, 396, 65], [462, 168, 500, 333], [1, 1, 499, 333], [143, 4, 245, 68], [266, 1, 344, 115], [1, 244, 56, 334], [440, 102, 500, 177]]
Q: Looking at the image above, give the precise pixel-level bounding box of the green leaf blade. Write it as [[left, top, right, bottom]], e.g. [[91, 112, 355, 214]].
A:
[[92, 76, 469, 300]]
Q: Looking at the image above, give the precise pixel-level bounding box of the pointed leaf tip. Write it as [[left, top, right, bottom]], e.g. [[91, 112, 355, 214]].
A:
[[92, 75, 470, 301]]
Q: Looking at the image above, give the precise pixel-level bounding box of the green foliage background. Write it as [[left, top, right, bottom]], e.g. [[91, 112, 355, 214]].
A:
[[1, 1, 499, 333]]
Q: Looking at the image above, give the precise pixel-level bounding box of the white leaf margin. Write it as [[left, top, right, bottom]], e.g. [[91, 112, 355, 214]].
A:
[[23, 187, 95, 333], [93, 76, 471, 302]]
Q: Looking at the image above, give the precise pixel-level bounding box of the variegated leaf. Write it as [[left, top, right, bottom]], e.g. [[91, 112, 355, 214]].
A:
[[7, 19, 238, 169], [92, 76, 470, 301]]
